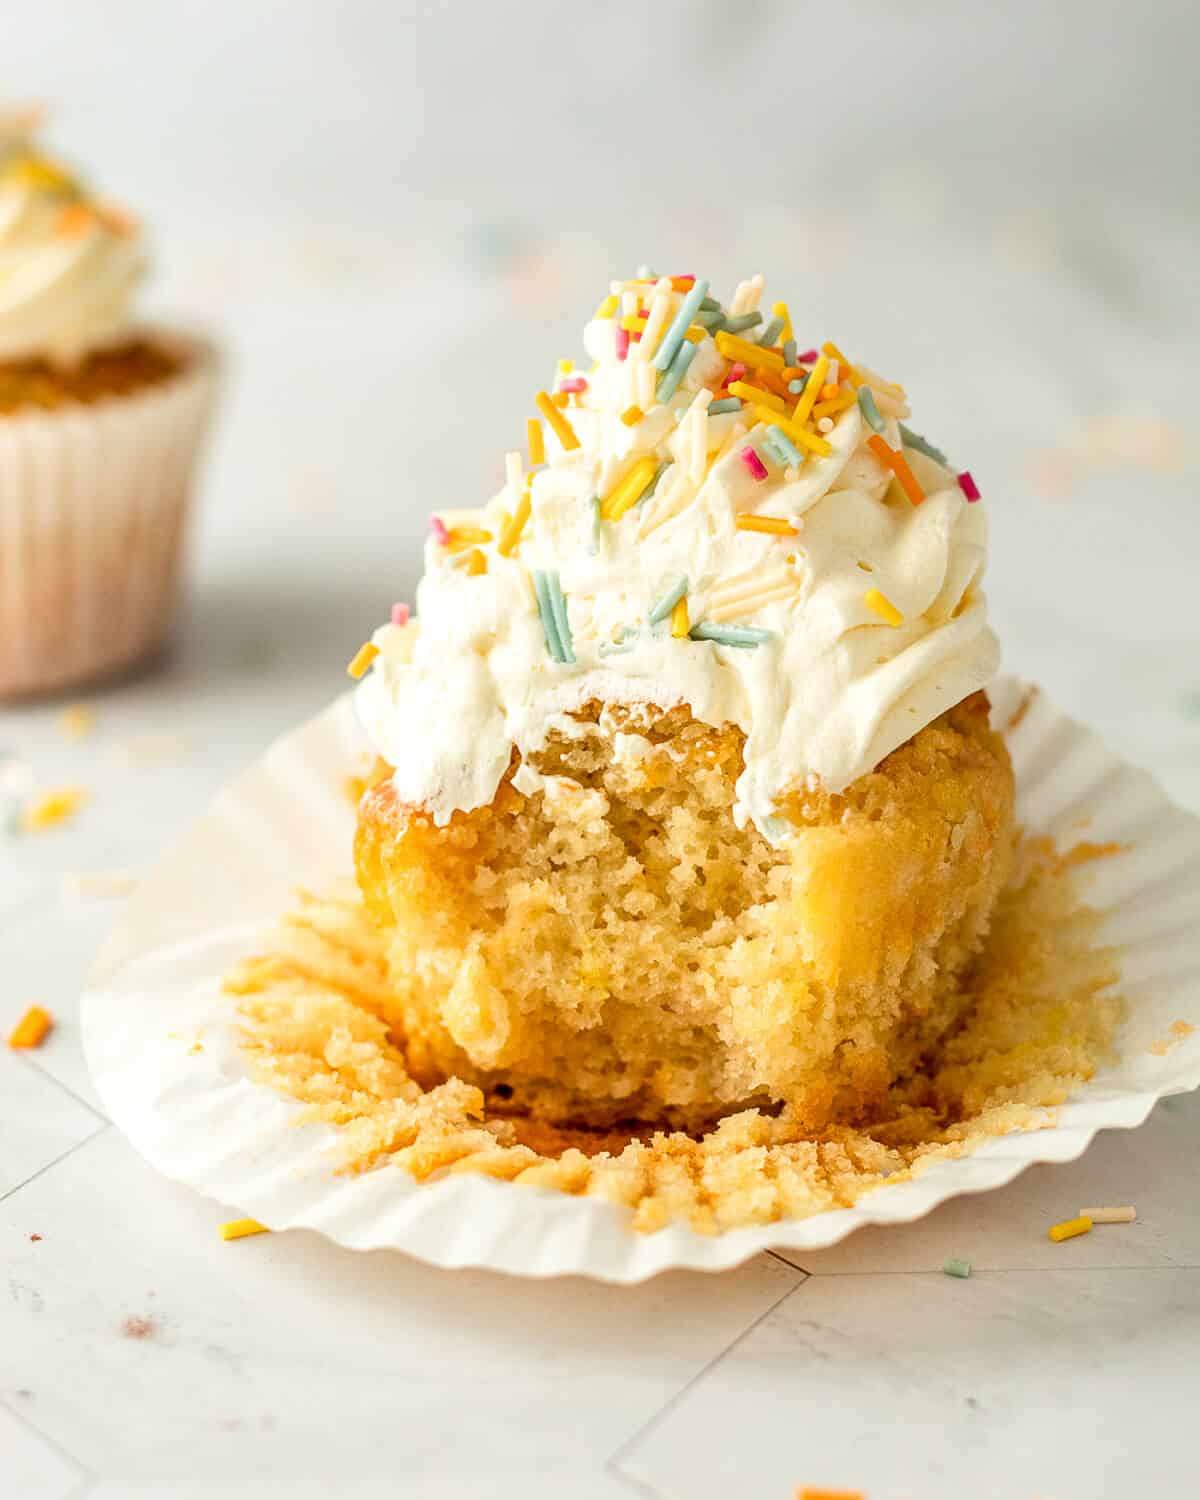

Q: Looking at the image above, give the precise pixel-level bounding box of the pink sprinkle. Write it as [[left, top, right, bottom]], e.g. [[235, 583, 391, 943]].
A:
[[430, 515, 449, 545], [740, 446, 768, 482], [957, 470, 981, 502], [724, 361, 747, 388], [795, 349, 818, 365], [391, 602, 410, 627], [615, 327, 630, 361], [559, 377, 588, 393]]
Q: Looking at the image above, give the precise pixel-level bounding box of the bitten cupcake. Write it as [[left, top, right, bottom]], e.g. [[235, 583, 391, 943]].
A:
[[352, 270, 1012, 1131], [0, 106, 219, 697]]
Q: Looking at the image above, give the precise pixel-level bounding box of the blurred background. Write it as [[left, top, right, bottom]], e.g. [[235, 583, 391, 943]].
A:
[[2, 0, 1198, 827]]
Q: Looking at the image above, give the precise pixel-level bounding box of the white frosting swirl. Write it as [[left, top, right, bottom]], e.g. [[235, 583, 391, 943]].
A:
[[358, 282, 999, 840], [0, 122, 144, 364]]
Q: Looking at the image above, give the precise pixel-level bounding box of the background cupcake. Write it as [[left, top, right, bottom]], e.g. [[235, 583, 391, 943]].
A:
[[0, 104, 218, 698]]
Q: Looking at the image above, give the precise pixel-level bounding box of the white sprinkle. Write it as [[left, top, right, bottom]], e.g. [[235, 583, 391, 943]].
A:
[[1079, 1205, 1137, 1224]]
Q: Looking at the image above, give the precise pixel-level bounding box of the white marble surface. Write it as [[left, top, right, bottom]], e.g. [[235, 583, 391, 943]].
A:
[[3, 2, 1200, 1496]]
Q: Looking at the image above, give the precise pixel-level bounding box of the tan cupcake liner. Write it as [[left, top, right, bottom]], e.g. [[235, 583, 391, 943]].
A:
[[0, 328, 220, 698]]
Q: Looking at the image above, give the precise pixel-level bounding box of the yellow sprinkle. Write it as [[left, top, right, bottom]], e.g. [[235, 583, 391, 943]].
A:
[[714, 332, 785, 370], [59, 703, 96, 740], [736, 514, 799, 536], [822, 340, 855, 375], [792, 356, 829, 428], [751, 406, 832, 456], [445, 525, 493, 552], [1079, 1205, 1136, 1224], [20, 787, 86, 834], [3, 155, 77, 193], [729, 380, 785, 414], [594, 294, 619, 319], [620, 315, 704, 344], [600, 456, 658, 522], [534, 391, 580, 452], [498, 484, 532, 556], [8, 1005, 53, 1050], [219, 1218, 269, 1242], [863, 588, 904, 627], [670, 594, 690, 639], [620, 405, 644, 426], [812, 390, 858, 420], [464, 547, 487, 576], [345, 642, 380, 680], [1048, 1214, 1093, 1243], [772, 300, 793, 342], [526, 417, 545, 467], [556, 358, 574, 376]]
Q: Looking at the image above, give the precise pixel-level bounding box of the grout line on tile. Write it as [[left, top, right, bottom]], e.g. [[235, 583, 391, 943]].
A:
[[16, 1053, 110, 1126], [0, 1121, 110, 1206], [606, 1255, 808, 1486], [0, 1389, 94, 1493]]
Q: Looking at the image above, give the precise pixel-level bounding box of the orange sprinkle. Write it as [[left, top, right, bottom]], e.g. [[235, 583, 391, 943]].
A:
[[95, 201, 139, 237], [8, 1006, 53, 1050], [464, 547, 487, 576], [445, 525, 493, 552], [797, 1490, 864, 1500], [55, 203, 95, 238], [620, 405, 644, 426], [867, 434, 925, 505], [551, 390, 569, 408], [346, 641, 379, 679], [670, 594, 690, 638], [736, 514, 799, 536], [534, 391, 580, 452], [526, 417, 545, 467], [819, 383, 840, 401], [750, 364, 792, 401], [498, 484, 532, 556]]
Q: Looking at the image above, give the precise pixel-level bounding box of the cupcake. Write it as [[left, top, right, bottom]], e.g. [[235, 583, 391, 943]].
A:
[[352, 271, 1012, 1131], [0, 106, 218, 698]]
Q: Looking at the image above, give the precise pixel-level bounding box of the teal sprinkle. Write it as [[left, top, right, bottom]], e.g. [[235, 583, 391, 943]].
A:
[[943, 1258, 972, 1280], [708, 397, 742, 415], [899, 423, 948, 466], [787, 379, 805, 394], [648, 576, 689, 625], [758, 316, 785, 347], [532, 570, 564, 662], [656, 339, 697, 402], [652, 277, 710, 372], [763, 426, 803, 467], [783, 338, 797, 366], [635, 264, 657, 278], [689, 622, 774, 648], [640, 460, 670, 505], [857, 386, 886, 433], [722, 311, 762, 334], [546, 572, 575, 664]]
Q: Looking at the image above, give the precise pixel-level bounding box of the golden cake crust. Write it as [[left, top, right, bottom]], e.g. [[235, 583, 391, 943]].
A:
[[355, 692, 1015, 1130], [0, 338, 183, 415]]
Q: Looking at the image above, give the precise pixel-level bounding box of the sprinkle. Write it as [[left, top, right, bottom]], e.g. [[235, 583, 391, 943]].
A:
[[20, 787, 86, 833], [737, 513, 798, 536], [729, 379, 785, 414], [445, 525, 493, 552], [601, 456, 659, 522], [863, 588, 903, 627], [670, 595, 690, 639], [899, 424, 948, 465], [595, 294, 619, 319], [526, 418, 545, 467], [740, 447, 769, 482], [867, 434, 925, 505], [958, 470, 982, 502], [8, 1006, 52, 1049], [1079, 1205, 1137, 1224], [798, 1488, 864, 1500], [652, 276, 710, 373], [943, 1257, 972, 1279], [648, 575, 689, 625], [857, 386, 886, 433], [762, 426, 804, 467], [723, 311, 763, 335], [813, 390, 857, 420], [556, 358, 574, 377], [787, 379, 804, 394], [758, 315, 785, 347], [545, 572, 574, 663], [598, 628, 637, 657], [1048, 1214, 1093, 1243], [59, 704, 95, 740], [220, 1219, 269, 1242], [559, 376, 588, 394], [641, 460, 671, 504], [346, 642, 380, 679], [463, 547, 487, 576], [534, 391, 580, 452], [708, 397, 742, 415], [821, 339, 854, 373], [714, 332, 785, 371], [816, 418, 834, 434], [792, 355, 828, 428], [752, 406, 832, 456], [532, 571, 566, 662], [615, 326, 631, 361], [772, 301, 794, 342], [655, 338, 697, 403], [390, 602, 411, 627], [498, 484, 532, 555], [620, 405, 644, 426], [589, 494, 602, 552], [783, 338, 797, 367], [551, 390, 569, 408], [689, 622, 773, 648], [430, 515, 450, 545], [694, 308, 725, 329]]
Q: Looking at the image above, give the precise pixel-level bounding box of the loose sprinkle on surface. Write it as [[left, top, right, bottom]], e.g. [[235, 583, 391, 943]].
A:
[[863, 588, 903, 627], [943, 1257, 971, 1279], [1079, 1205, 1136, 1224], [21, 787, 86, 833], [8, 1005, 52, 1049], [346, 642, 380, 680], [220, 1219, 269, 1242], [1048, 1214, 1093, 1243], [797, 1489, 864, 1500]]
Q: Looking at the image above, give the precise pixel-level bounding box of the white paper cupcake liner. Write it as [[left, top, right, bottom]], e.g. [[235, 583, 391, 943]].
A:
[[82, 677, 1200, 1282], [0, 328, 220, 697]]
